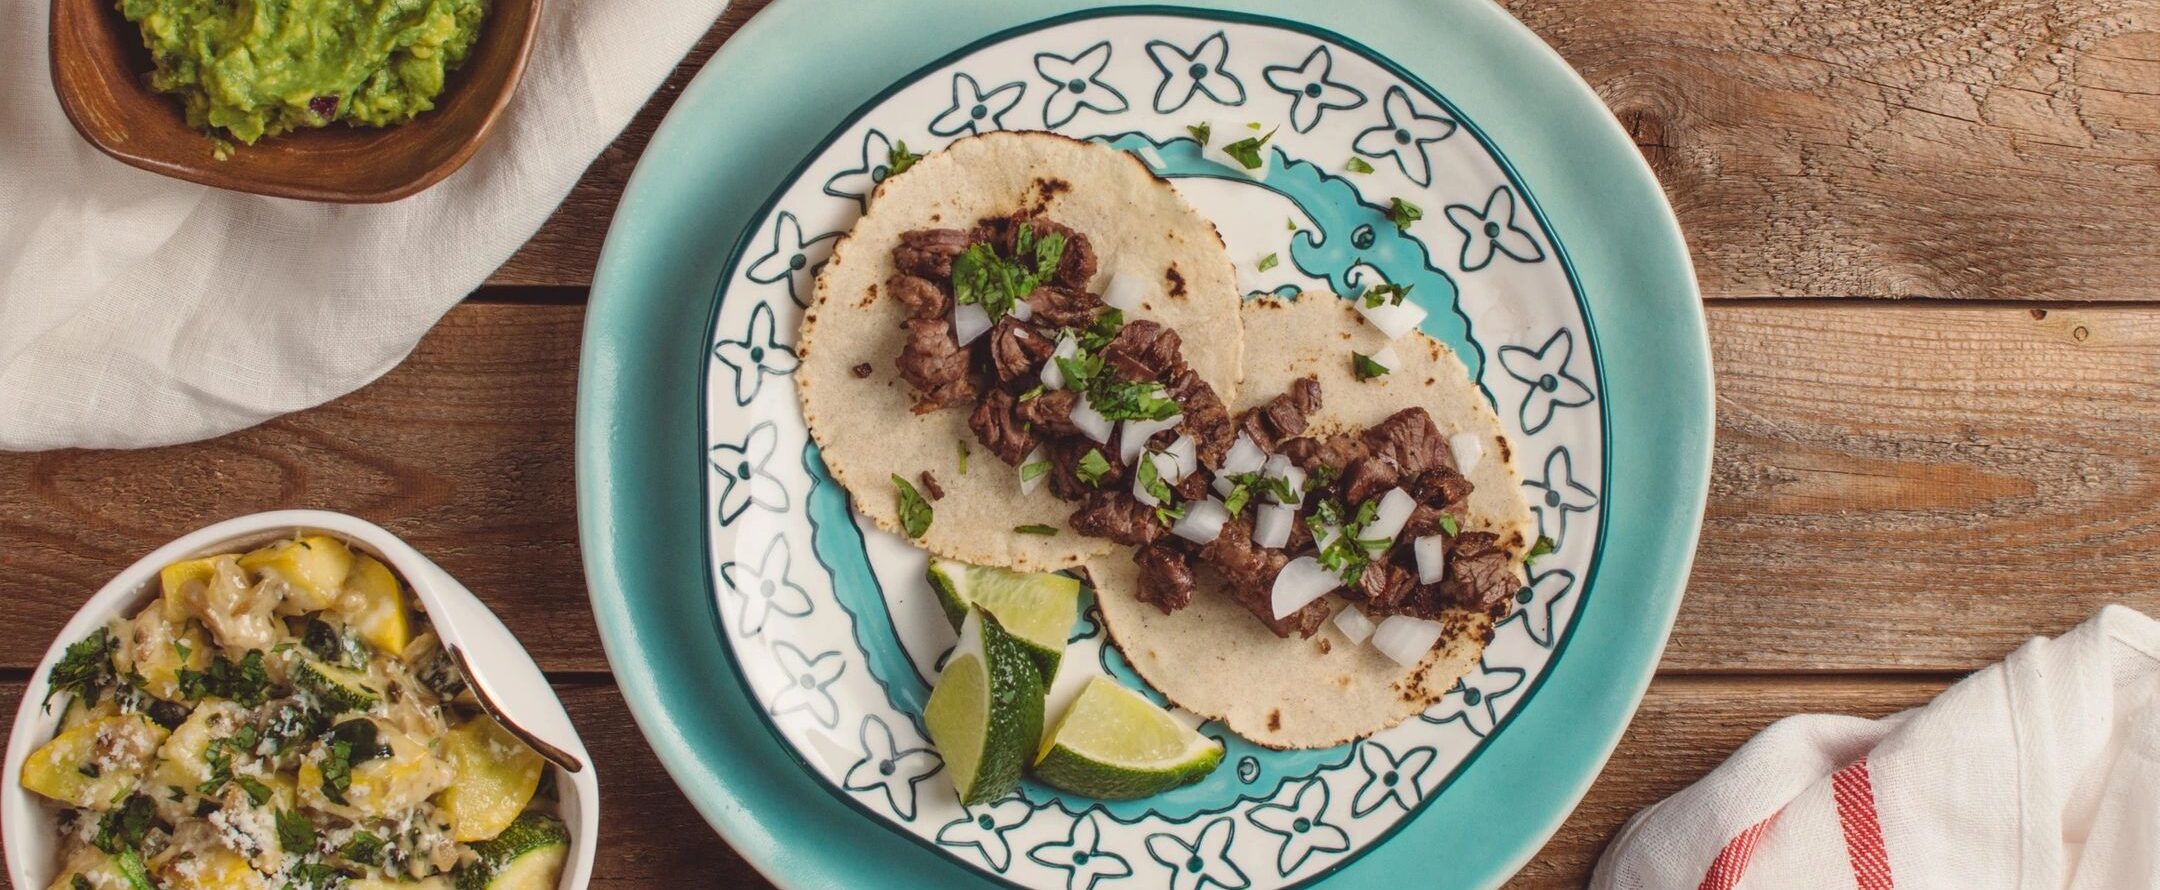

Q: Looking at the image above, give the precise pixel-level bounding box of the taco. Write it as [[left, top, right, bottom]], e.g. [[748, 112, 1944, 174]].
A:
[[797, 131, 1245, 571], [1090, 294, 1537, 749]]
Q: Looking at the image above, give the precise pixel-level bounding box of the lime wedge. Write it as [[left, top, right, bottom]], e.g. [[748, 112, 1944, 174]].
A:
[[924, 608, 1045, 805], [1032, 676, 1224, 799], [926, 558, 1080, 678]]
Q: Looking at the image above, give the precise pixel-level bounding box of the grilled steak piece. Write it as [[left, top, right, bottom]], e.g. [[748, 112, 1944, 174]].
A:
[[1165, 369, 1233, 465], [1045, 436, 1118, 500], [1018, 389, 1082, 438], [968, 389, 1037, 465], [1099, 319, 1184, 382], [1407, 466, 1474, 509], [1438, 532, 1519, 611], [1069, 491, 1165, 547], [1339, 456, 1402, 506], [1361, 408, 1451, 476], [1356, 560, 1418, 611], [988, 318, 1054, 386], [893, 228, 972, 279], [1026, 286, 1106, 328], [1235, 376, 1322, 450], [896, 318, 975, 411], [1133, 545, 1196, 612], [887, 273, 949, 320], [1199, 519, 1326, 638]]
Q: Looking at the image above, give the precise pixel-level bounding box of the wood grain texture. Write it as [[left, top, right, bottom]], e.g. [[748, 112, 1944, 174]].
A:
[[5, 302, 2155, 673], [484, 0, 2160, 298], [0, 676, 1954, 888]]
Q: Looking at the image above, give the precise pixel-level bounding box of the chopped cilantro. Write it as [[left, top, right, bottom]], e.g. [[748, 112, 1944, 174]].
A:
[[1020, 461, 1050, 483], [957, 439, 970, 475], [1018, 384, 1045, 403], [92, 794, 155, 854], [1286, 218, 1298, 231], [172, 639, 191, 662], [236, 775, 273, 806], [1387, 197, 1424, 230], [1014, 524, 1059, 536], [1221, 481, 1253, 516], [44, 627, 116, 712], [1186, 122, 1212, 146], [1309, 498, 1384, 585], [1054, 353, 1105, 392], [113, 850, 151, 890], [339, 830, 386, 865], [1077, 308, 1126, 351], [1439, 514, 1461, 536], [1346, 156, 1376, 174], [1247, 121, 1263, 130], [1075, 449, 1111, 487], [1135, 455, 1178, 508], [1257, 253, 1279, 272], [1525, 535, 1556, 564], [286, 862, 342, 890], [887, 140, 922, 177], [318, 741, 355, 806], [1353, 351, 1390, 381], [1089, 379, 1179, 421], [1360, 283, 1413, 307], [176, 649, 270, 707], [1154, 503, 1188, 526], [78, 762, 100, 778], [275, 809, 317, 855], [951, 225, 1067, 321], [1220, 127, 1277, 170], [891, 474, 933, 538]]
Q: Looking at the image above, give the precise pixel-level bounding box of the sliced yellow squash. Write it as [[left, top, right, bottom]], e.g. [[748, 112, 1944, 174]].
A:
[[21, 714, 168, 808], [153, 701, 244, 793], [157, 847, 267, 890], [159, 558, 223, 620], [436, 716, 546, 842], [299, 721, 454, 819], [238, 535, 353, 614], [342, 555, 414, 656]]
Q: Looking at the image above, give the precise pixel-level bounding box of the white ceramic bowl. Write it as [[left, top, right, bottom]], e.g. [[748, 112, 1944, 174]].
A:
[[3, 510, 599, 889]]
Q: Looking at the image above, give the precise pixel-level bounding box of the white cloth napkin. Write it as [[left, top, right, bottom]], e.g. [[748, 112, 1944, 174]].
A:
[[1593, 605, 2160, 890], [0, 0, 733, 451]]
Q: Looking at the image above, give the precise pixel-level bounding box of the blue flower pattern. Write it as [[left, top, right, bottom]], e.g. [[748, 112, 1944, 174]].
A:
[[929, 73, 1026, 137], [745, 211, 839, 307], [712, 300, 798, 406], [708, 421, 789, 525], [1029, 813, 1134, 890], [1145, 817, 1249, 890], [1498, 328, 1595, 434], [1145, 32, 1245, 113], [1353, 86, 1456, 187], [842, 715, 941, 819], [1036, 43, 1128, 128], [1424, 660, 1528, 737], [718, 535, 812, 637], [702, 21, 1610, 890], [1261, 46, 1365, 133], [1246, 779, 1350, 876], [1523, 447, 1597, 547], [1445, 185, 1547, 271]]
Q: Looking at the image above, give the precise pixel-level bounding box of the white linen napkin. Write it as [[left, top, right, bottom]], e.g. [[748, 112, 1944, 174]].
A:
[[0, 0, 733, 451], [1593, 605, 2160, 890]]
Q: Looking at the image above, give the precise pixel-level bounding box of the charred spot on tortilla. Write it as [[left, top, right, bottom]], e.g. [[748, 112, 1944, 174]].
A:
[[1165, 265, 1186, 297], [1267, 710, 1282, 731], [852, 363, 873, 378], [1316, 637, 1331, 655], [1031, 176, 1072, 211]]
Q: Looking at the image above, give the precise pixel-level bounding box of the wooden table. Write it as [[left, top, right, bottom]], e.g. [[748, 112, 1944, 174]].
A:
[[5, 1, 2156, 885]]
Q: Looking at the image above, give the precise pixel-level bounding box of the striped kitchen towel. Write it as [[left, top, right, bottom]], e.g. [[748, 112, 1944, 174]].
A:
[[1593, 605, 2160, 890]]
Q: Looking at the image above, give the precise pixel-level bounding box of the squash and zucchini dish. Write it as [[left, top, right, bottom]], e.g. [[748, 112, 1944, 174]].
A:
[[22, 536, 568, 890]]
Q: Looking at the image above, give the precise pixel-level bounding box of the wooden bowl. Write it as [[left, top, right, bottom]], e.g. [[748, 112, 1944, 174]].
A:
[[49, 0, 544, 203]]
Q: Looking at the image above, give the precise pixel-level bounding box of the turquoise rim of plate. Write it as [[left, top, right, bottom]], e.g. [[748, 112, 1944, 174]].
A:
[[577, 1, 1712, 887]]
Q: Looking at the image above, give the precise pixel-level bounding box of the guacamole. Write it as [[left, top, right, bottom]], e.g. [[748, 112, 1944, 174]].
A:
[[117, 0, 489, 145]]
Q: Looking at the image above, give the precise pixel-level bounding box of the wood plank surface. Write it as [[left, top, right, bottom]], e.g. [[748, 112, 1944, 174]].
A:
[[487, 0, 2160, 300], [4, 302, 2154, 673], [0, 675, 1953, 888]]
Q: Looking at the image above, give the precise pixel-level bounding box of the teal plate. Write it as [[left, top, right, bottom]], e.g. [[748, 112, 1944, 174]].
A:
[[579, 2, 1710, 887]]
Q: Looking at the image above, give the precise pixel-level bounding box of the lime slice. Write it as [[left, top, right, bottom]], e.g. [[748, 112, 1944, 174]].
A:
[[924, 607, 1045, 805], [926, 558, 1080, 678], [1032, 676, 1224, 799]]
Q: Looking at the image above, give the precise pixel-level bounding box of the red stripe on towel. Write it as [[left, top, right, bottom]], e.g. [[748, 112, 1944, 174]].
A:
[[1696, 813, 1778, 890], [1833, 757, 1895, 889]]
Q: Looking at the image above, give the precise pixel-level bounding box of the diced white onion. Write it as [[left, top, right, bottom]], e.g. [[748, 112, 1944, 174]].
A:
[[1270, 557, 1339, 619], [1165, 435, 1198, 481], [1213, 474, 1237, 498], [1018, 446, 1049, 496], [1414, 535, 1449, 584], [1223, 434, 1267, 475], [1449, 432, 1484, 475], [1253, 503, 1296, 549], [1368, 344, 1400, 373], [1333, 606, 1375, 644], [1371, 615, 1447, 667], [1009, 298, 1034, 322], [1041, 334, 1079, 390], [1132, 462, 1160, 506], [1118, 414, 1183, 465], [1133, 452, 1180, 507], [1171, 498, 1230, 545], [953, 302, 993, 346], [1314, 523, 1342, 551], [1356, 297, 1428, 340], [1363, 488, 1416, 546], [1262, 455, 1306, 506], [1262, 454, 1290, 477], [1070, 394, 1113, 444], [1103, 271, 1149, 312]]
